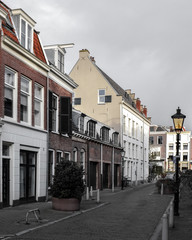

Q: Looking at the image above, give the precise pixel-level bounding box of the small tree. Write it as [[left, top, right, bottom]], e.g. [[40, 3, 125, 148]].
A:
[[51, 160, 85, 201]]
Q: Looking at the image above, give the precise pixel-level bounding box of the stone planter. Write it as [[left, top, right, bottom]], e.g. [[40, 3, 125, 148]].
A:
[[52, 197, 80, 211]]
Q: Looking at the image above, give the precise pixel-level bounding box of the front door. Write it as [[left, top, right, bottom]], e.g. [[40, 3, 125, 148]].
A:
[[20, 151, 36, 203], [103, 163, 109, 188], [2, 159, 10, 207], [90, 162, 97, 189]]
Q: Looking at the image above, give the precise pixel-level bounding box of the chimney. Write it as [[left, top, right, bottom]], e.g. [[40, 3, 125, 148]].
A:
[[140, 104, 143, 113], [130, 93, 135, 101], [136, 98, 141, 112], [79, 49, 90, 59], [143, 106, 147, 117], [125, 89, 131, 95], [90, 56, 96, 63]]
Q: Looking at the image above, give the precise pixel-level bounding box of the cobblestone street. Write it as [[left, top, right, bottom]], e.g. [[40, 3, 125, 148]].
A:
[[1, 184, 172, 240]]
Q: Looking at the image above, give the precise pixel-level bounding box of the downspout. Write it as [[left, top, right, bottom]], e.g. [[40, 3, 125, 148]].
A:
[[46, 72, 49, 201], [111, 146, 114, 192], [100, 144, 103, 190]]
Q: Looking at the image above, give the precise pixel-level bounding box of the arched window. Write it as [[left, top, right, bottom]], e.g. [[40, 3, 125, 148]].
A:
[[73, 148, 78, 162]]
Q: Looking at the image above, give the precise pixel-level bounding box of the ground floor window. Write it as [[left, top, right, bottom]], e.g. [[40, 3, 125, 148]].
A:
[[20, 150, 36, 202]]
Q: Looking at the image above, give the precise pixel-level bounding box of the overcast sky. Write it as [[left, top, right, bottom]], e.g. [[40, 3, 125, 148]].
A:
[[5, 0, 192, 130]]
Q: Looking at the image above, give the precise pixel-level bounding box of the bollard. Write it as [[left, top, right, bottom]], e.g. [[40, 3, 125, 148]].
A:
[[162, 213, 168, 240], [161, 183, 164, 195], [169, 201, 174, 228], [90, 186, 93, 198], [86, 187, 89, 200], [96, 189, 100, 203]]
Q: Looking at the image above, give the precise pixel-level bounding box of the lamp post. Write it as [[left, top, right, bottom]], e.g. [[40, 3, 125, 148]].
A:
[[171, 107, 186, 216], [121, 150, 125, 190]]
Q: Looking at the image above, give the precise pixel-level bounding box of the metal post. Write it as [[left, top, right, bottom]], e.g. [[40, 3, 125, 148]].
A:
[[169, 201, 174, 228], [86, 187, 89, 200], [96, 189, 100, 203], [162, 214, 168, 240], [174, 133, 180, 216]]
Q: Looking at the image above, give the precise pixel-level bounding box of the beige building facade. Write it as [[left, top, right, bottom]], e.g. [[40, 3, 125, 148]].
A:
[[70, 49, 150, 183]]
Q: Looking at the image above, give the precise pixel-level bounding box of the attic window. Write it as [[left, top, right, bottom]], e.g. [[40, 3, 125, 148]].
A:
[[12, 9, 35, 53]]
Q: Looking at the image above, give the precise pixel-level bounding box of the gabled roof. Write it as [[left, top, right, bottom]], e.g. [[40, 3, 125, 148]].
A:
[[0, 1, 47, 64], [96, 66, 138, 109]]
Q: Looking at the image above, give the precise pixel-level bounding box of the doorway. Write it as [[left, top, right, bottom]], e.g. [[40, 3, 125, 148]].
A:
[[2, 159, 10, 207], [20, 150, 36, 203]]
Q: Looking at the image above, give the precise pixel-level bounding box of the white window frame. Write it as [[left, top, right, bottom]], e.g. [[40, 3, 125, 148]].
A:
[[20, 76, 31, 124], [58, 50, 64, 73], [4, 67, 17, 121], [73, 148, 78, 162], [56, 150, 63, 164], [98, 89, 105, 104], [20, 18, 33, 52], [52, 94, 58, 132], [34, 83, 44, 128]]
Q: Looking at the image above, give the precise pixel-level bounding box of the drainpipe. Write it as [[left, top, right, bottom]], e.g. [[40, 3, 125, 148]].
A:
[[100, 144, 103, 190], [111, 146, 114, 192], [46, 73, 49, 201]]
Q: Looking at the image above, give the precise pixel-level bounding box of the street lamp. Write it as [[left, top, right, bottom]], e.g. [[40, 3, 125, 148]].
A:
[[121, 150, 125, 190], [171, 107, 186, 216]]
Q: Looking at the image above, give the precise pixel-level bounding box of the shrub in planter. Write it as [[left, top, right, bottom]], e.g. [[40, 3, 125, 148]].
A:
[[156, 178, 176, 194], [51, 160, 85, 210]]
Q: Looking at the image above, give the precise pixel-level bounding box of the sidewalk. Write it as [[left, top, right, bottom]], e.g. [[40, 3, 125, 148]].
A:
[[0, 187, 126, 239], [0, 184, 173, 240], [168, 192, 192, 240]]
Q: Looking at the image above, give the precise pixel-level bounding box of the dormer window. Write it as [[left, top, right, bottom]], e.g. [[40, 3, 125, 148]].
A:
[[12, 9, 36, 52]]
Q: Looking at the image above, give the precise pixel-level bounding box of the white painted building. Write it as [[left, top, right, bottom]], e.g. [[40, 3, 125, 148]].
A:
[[166, 131, 191, 172], [122, 104, 150, 184]]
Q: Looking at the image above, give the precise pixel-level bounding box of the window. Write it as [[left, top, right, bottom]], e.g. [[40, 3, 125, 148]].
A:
[[79, 115, 84, 133], [21, 19, 33, 51], [49, 91, 58, 132], [64, 152, 70, 161], [88, 120, 96, 138], [20, 76, 31, 123], [149, 136, 154, 145], [123, 115, 126, 134], [101, 127, 109, 142], [80, 149, 85, 171], [128, 143, 131, 158], [52, 95, 58, 132], [128, 118, 131, 136], [132, 121, 135, 137], [56, 151, 63, 164], [169, 144, 174, 150], [34, 84, 44, 127], [74, 98, 81, 105], [98, 89, 105, 104], [158, 136, 163, 144], [168, 153, 173, 160], [4, 68, 17, 118], [113, 132, 119, 145], [73, 148, 78, 162], [183, 144, 188, 150], [58, 51, 64, 73], [183, 153, 188, 161]]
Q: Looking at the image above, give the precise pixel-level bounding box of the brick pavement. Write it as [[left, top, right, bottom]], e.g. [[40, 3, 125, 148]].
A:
[[0, 184, 181, 240]]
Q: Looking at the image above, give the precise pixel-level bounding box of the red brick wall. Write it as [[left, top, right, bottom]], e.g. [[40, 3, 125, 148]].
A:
[[49, 78, 72, 98], [1, 49, 48, 129]]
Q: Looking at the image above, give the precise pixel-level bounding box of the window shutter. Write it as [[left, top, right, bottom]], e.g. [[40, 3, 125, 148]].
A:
[[60, 96, 72, 135], [49, 91, 53, 131], [105, 95, 112, 103], [74, 98, 81, 105]]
